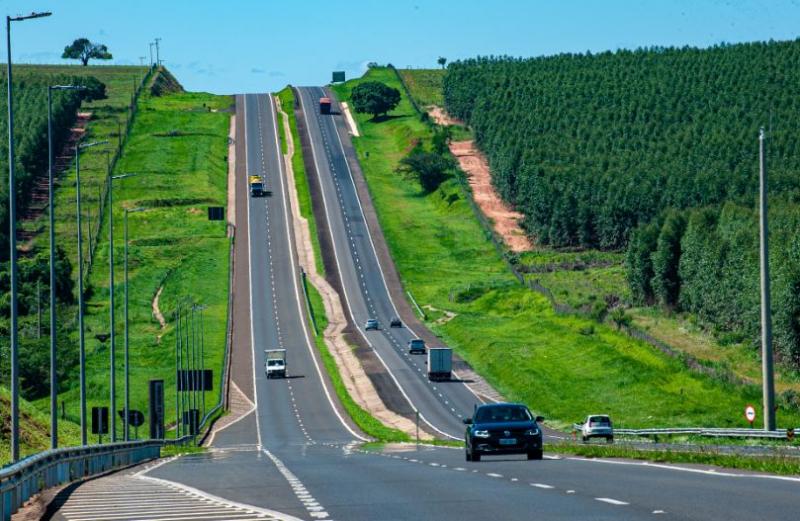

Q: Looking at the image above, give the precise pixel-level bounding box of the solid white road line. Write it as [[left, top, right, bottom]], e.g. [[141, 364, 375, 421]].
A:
[[595, 497, 630, 506]]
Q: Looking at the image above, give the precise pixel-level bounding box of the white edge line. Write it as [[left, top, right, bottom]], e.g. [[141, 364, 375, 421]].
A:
[[138, 457, 305, 521], [205, 404, 256, 447], [298, 89, 458, 442], [325, 89, 487, 408], [268, 93, 367, 443], [595, 497, 629, 506], [569, 455, 800, 482]]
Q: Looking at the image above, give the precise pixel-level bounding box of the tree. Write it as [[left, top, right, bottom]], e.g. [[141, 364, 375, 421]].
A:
[[437, 56, 447, 69], [61, 38, 112, 66], [651, 211, 687, 309], [397, 150, 454, 193], [350, 81, 400, 120]]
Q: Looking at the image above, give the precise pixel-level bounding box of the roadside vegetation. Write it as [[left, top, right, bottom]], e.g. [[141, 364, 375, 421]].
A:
[[330, 67, 800, 431]]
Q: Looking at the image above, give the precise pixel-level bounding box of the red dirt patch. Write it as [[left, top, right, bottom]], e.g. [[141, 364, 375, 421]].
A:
[[450, 140, 533, 252], [427, 105, 463, 126]]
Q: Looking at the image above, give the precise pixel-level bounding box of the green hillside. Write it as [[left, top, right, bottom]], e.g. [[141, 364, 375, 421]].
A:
[[443, 40, 800, 249]]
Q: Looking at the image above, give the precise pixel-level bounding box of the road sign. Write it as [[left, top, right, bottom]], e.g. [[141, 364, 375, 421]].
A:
[[91, 407, 109, 435], [177, 369, 213, 391], [332, 71, 346, 83], [118, 409, 145, 427], [745, 404, 756, 425], [149, 379, 165, 439], [208, 207, 224, 221]]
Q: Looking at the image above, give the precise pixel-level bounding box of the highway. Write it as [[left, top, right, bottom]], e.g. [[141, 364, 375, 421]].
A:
[[296, 86, 482, 440], [45, 92, 800, 521]]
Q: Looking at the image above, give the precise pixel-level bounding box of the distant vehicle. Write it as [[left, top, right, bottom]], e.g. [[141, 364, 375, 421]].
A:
[[464, 403, 544, 462], [319, 97, 332, 114], [578, 414, 614, 443], [265, 349, 286, 379], [249, 175, 267, 197], [389, 317, 402, 328], [427, 347, 452, 380], [408, 338, 426, 354], [364, 318, 379, 330]]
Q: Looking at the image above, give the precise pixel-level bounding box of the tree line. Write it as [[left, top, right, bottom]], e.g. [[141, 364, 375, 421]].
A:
[[627, 199, 800, 369], [442, 40, 800, 249], [0, 71, 105, 261]]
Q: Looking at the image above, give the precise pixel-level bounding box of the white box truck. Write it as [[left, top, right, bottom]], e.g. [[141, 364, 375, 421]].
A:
[[427, 348, 452, 381], [265, 349, 287, 379]]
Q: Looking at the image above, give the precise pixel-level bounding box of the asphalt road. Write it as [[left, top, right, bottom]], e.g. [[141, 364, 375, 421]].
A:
[[296, 86, 486, 440], [50, 93, 799, 521]]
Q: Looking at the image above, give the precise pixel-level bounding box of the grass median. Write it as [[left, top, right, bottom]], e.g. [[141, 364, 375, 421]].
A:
[[330, 67, 800, 431]]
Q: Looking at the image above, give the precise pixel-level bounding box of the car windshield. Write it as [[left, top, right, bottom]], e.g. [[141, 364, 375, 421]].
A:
[[267, 360, 283, 366], [475, 405, 531, 423], [589, 416, 610, 425], [410, 340, 424, 347]]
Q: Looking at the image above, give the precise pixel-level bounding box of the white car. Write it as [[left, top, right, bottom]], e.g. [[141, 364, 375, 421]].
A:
[[579, 414, 614, 443]]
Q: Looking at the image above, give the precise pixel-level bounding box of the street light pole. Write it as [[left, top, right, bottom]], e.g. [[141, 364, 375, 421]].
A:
[[123, 206, 145, 441], [759, 128, 776, 431], [7, 9, 53, 463], [107, 172, 135, 442], [149, 42, 154, 67], [154, 38, 161, 66], [74, 140, 107, 446]]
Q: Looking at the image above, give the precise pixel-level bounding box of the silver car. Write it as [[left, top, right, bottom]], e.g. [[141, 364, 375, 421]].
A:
[[364, 318, 379, 331], [579, 414, 613, 443]]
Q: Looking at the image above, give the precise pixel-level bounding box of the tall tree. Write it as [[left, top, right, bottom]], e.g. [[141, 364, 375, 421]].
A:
[[437, 56, 447, 69], [350, 81, 401, 119], [61, 38, 113, 66]]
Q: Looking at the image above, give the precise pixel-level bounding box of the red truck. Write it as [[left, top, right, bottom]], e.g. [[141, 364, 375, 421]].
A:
[[319, 97, 331, 114]]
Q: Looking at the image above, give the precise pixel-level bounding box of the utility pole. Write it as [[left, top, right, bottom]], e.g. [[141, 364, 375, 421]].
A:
[[7, 10, 53, 463], [175, 308, 181, 438], [149, 42, 154, 67], [37, 280, 42, 339], [154, 38, 161, 66], [759, 127, 776, 431]]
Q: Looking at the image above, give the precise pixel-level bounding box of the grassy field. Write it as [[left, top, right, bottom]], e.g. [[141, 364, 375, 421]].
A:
[[330, 67, 800, 431], [397, 69, 445, 107], [39, 79, 233, 441]]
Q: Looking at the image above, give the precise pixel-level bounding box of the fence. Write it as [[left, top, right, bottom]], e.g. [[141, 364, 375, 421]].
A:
[[0, 435, 191, 521], [608, 426, 797, 441]]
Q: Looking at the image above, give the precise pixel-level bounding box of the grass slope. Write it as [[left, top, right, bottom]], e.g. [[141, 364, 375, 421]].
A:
[[331, 68, 800, 431], [1, 386, 81, 465], [50, 85, 232, 441], [397, 69, 444, 107]]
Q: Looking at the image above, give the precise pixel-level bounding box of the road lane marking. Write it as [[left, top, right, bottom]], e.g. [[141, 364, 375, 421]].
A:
[[262, 449, 330, 520], [531, 483, 554, 489], [595, 498, 629, 506]]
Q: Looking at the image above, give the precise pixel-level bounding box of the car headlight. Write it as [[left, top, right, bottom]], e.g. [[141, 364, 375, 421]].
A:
[[525, 428, 540, 436], [473, 430, 490, 438]]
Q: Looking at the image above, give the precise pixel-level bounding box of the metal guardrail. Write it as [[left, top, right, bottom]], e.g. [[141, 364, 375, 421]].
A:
[[0, 436, 191, 521], [579, 425, 798, 440]]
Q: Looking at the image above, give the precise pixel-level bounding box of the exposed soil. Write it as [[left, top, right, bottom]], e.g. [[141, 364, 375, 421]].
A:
[[427, 105, 463, 126], [449, 140, 533, 252], [152, 285, 167, 344]]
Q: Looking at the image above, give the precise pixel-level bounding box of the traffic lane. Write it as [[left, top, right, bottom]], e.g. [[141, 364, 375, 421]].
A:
[[306, 86, 480, 430], [252, 93, 357, 446], [146, 449, 309, 519], [269, 443, 648, 521], [375, 444, 800, 521], [299, 87, 471, 439]]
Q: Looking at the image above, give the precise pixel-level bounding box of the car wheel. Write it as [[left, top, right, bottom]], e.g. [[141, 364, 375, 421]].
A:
[[581, 436, 587, 443], [528, 449, 543, 460], [465, 451, 472, 462], [607, 436, 614, 444], [472, 451, 481, 462]]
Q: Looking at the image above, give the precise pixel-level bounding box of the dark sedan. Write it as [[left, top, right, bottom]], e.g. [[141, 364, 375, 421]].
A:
[[464, 403, 544, 461]]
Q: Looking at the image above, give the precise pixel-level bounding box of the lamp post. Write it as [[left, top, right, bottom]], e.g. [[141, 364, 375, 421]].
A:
[[108, 172, 135, 442], [7, 9, 53, 463], [48, 84, 85, 450], [75, 139, 108, 445], [123, 206, 146, 441]]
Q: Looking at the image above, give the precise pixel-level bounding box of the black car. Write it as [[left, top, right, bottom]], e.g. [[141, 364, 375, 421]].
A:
[[464, 403, 544, 461], [390, 317, 403, 328]]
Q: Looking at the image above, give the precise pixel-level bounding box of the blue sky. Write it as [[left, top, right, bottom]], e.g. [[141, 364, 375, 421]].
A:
[[2, 0, 799, 94]]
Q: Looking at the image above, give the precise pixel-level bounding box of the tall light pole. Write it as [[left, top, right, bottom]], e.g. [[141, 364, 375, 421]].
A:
[[759, 128, 776, 431], [7, 9, 53, 463], [123, 206, 146, 441], [149, 42, 154, 67], [108, 172, 135, 442], [76, 139, 108, 445], [154, 37, 161, 66], [48, 84, 84, 450]]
